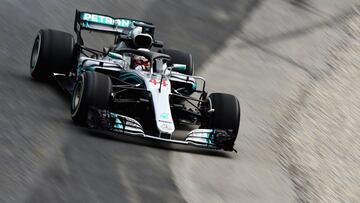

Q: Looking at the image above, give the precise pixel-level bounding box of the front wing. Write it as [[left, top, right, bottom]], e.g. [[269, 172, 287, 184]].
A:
[[89, 110, 235, 151]]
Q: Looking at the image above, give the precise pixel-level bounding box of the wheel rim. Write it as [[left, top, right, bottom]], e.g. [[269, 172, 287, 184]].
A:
[[72, 80, 83, 114], [30, 34, 41, 71]]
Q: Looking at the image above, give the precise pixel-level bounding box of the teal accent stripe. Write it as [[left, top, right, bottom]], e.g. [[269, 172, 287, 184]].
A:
[[192, 82, 197, 90], [118, 72, 144, 84], [114, 118, 123, 129]]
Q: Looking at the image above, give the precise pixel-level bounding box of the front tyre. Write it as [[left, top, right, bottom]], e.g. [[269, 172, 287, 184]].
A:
[[205, 93, 241, 151], [71, 72, 112, 124]]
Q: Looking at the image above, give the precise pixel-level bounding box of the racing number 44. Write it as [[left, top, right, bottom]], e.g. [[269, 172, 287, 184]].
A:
[[149, 79, 167, 86]]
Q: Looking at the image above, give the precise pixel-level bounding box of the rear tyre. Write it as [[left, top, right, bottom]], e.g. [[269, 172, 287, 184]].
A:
[[205, 93, 241, 151], [30, 29, 74, 81], [160, 49, 194, 75], [71, 72, 112, 124]]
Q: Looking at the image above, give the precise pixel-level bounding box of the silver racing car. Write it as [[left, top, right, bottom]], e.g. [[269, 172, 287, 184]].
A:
[[30, 10, 241, 151]]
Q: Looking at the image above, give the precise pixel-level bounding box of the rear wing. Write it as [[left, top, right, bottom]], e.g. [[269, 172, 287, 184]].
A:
[[74, 10, 155, 44]]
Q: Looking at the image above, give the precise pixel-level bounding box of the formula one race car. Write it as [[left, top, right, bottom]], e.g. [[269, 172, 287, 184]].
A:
[[30, 10, 241, 151]]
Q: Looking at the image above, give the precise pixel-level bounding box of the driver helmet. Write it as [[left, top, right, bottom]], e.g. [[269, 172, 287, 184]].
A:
[[133, 55, 150, 71], [133, 48, 151, 71]]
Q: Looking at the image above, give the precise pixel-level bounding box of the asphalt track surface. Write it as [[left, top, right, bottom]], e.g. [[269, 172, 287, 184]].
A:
[[0, 1, 260, 202]]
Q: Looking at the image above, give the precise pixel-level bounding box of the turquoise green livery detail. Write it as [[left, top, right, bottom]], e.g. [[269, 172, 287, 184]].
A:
[[118, 72, 144, 84], [160, 112, 170, 120], [173, 64, 187, 71], [81, 13, 135, 28], [192, 82, 197, 90], [108, 52, 122, 59], [114, 118, 123, 129]]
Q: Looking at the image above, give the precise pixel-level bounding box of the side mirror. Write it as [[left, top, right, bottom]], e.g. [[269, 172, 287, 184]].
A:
[[108, 52, 123, 59], [173, 64, 187, 72], [153, 40, 164, 48]]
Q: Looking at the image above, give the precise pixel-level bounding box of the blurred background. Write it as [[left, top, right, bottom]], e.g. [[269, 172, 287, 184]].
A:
[[1, 0, 359, 202]]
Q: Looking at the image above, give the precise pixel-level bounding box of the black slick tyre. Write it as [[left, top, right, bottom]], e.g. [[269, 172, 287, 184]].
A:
[[206, 93, 241, 151], [160, 49, 194, 75], [30, 29, 74, 81], [71, 71, 112, 124]]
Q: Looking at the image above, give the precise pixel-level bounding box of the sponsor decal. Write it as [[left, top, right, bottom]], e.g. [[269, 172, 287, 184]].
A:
[[160, 112, 170, 120], [81, 13, 134, 28], [160, 124, 173, 131], [159, 119, 172, 124]]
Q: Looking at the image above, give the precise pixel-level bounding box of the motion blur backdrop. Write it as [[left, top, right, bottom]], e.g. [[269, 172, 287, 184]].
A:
[[1, 0, 360, 202]]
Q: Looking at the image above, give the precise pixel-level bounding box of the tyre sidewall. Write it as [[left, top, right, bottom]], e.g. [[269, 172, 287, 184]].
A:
[[71, 74, 88, 123], [30, 30, 52, 80]]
